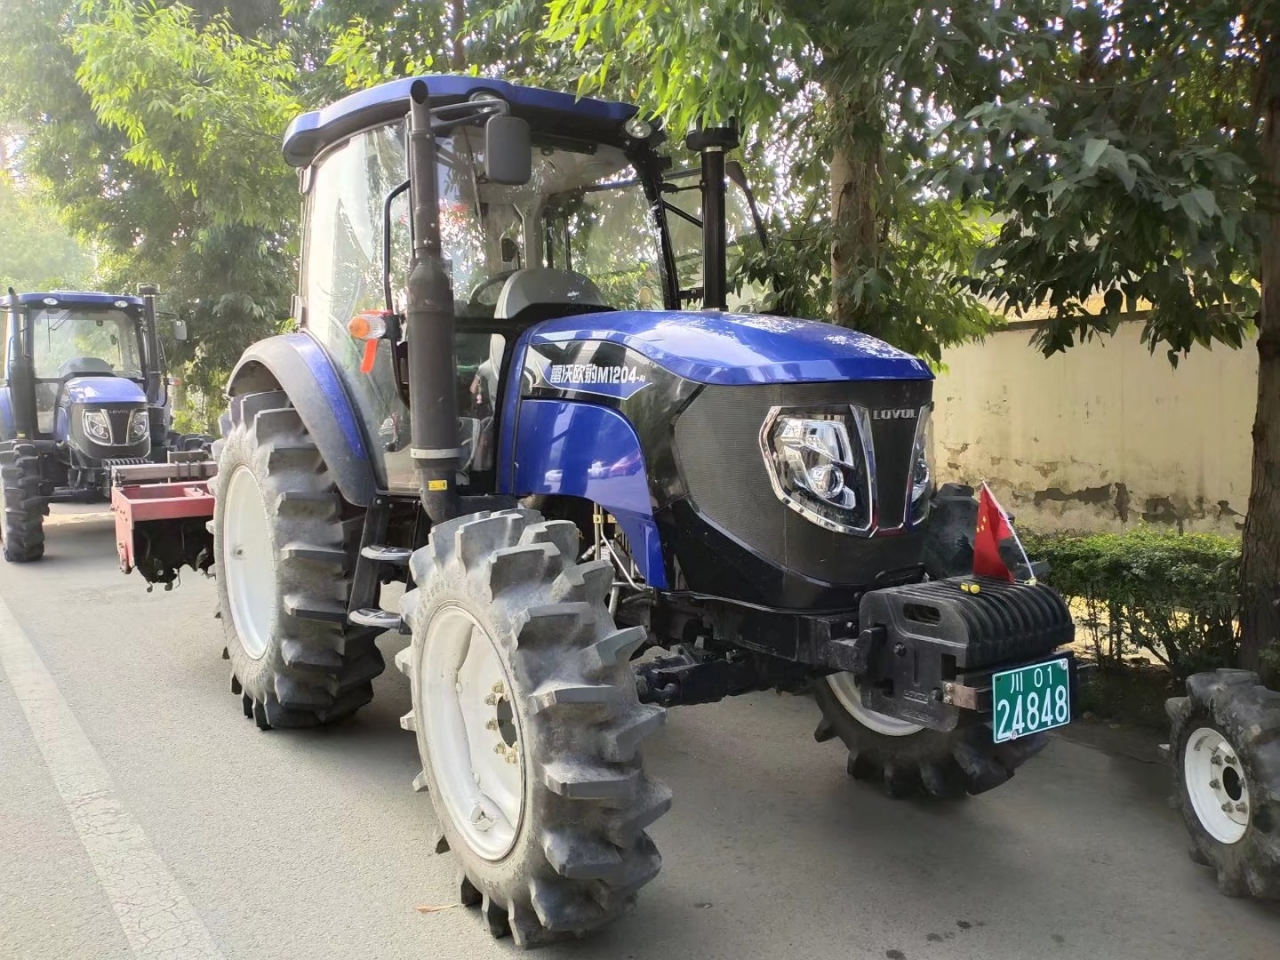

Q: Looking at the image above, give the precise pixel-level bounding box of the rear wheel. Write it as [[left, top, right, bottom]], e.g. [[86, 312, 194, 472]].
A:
[[213, 390, 385, 729], [0, 440, 46, 563], [1168, 669, 1280, 899], [399, 509, 670, 946], [814, 673, 1046, 799]]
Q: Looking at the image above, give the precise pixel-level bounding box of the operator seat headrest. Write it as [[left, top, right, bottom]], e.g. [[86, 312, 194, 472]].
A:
[[59, 356, 114, 378], [494, 268, 609, 322]]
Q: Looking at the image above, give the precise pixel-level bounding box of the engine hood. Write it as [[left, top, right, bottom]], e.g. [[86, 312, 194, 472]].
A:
[[61, 377, 147, 405], [524, 310, 932, 385]]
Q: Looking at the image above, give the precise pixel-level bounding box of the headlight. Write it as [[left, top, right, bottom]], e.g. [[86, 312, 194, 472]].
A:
[[82, 409, 112, 443], [907, 403, 935, 524], [129, 409, 150, 442], [760, 407, 873, 534]]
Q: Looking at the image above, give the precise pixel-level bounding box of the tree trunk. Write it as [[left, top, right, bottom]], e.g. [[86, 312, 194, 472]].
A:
[[450, 0, 466, 71], [826, 75, 882, 330], [1240, 26, 1280, 683]]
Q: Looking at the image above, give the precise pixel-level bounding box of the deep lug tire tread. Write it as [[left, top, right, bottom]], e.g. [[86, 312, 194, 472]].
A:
[[213, 390, 384, 729], [0, 440, 47, 562], [402, 510, 670, 946], [1169, 669, 1280, 900], [814, 681, 1047, 800]]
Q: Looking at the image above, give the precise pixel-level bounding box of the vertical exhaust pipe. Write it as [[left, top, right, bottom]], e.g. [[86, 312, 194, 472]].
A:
[[7, 288, 36, 440], [404, 79, 462, 523], [686, 123, 740, 311], [138, 284, 162, 406]]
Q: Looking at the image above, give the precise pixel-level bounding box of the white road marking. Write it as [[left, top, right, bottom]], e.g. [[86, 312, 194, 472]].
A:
[[0, 596, 224, 959]]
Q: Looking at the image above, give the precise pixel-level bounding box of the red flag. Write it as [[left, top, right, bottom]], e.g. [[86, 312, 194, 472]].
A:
[[973, 484, 1015, 582]]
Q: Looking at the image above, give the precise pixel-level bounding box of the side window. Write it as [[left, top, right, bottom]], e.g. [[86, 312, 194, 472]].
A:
[[663, 171, 769, 312]]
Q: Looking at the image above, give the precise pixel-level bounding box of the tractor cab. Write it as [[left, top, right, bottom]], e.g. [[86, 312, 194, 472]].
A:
[[0, 288, 190, 562]]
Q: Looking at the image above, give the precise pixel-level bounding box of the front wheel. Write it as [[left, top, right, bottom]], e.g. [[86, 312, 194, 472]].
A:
[[0, 440, 47, 563], [1167, 670, 1280, 899], [399, 509, 670, 947], [814, 672, 1046, 799]]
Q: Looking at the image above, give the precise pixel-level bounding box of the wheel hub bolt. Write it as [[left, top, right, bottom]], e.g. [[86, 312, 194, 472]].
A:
[[485, 719, 499, 731], [1209, 779, 1221, 790], [1235, 802, 1248, 814], [492, 681, 505, 695], [1210, 755, 1223, 766], [1221, 801, 1234, 813], [494, 743, 507, 754], [1224, 755, 1237, 766], [484, 693, 498, 706]]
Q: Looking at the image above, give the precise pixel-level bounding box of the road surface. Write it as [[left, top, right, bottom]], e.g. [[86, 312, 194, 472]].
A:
[[1, 506, 1277, 960]]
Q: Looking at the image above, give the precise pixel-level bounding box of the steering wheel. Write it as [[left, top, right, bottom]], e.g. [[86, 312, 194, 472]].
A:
[[467, 270, 521, 309]]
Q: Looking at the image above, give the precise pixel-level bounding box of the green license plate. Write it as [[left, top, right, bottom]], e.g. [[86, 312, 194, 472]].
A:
[[992, 657, 1071, 743]]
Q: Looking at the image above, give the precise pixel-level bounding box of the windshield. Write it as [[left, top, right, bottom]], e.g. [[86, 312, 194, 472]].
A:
[[30, 307, 143, 380], [302, 121, 663, 332]]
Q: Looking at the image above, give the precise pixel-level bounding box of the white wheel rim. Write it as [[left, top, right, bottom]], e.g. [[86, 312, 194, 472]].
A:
[[221, 465, 277, 660], [1184, 726, 1250, 844], [421, 605, 525, 860], [825, 672, 924, 737]]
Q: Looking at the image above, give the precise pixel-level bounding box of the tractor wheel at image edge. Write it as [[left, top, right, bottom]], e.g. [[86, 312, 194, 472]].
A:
[[212, 389, 385, 729], [0, 440, 46, 563], [1167, 669, 1280, 899], [398, 509, 671, 947], [814, 674, 1046, 799]]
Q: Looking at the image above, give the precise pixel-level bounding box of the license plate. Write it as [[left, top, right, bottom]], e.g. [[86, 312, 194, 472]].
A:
[[992, 657, 1071, 743]]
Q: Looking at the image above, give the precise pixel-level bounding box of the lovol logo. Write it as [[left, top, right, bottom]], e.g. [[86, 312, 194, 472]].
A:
[[872, 408, 918, 420]]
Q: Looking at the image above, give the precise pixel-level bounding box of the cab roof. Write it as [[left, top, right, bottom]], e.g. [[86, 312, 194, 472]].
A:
[[0, 291, 143, 308], [283, 74, 645, 169]]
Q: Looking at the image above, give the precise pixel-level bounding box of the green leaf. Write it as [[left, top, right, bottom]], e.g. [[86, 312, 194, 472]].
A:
[[1083, 138, 1109, 168]]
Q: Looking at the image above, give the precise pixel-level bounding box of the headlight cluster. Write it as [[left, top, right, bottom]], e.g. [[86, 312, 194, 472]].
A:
[[761, 408, 873, 534], [82, 409, 112, 444], [80, 408, 150, 445], [907, 404, 935, 524], [761, 403, 935, 535], [130, 409, 150, 442]]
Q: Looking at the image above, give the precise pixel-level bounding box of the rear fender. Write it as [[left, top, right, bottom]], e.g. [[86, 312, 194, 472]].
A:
[[226, 333, 376, 507]]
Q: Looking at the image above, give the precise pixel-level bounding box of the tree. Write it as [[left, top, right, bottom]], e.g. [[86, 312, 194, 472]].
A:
[[0, 172, 95, 291], [931, 1, 1276, 677], [0, 0, 300, 428]]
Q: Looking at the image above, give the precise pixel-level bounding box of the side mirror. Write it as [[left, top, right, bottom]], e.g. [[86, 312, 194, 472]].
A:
[[172, 319, 188, 341], [484, 114, 532, 186]]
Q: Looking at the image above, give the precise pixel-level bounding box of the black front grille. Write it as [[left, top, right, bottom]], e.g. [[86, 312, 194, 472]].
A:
[[672, 380, 932, 593]]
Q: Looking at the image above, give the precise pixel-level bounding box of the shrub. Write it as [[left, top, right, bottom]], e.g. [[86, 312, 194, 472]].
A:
[[1022, 528, 1240, 679]]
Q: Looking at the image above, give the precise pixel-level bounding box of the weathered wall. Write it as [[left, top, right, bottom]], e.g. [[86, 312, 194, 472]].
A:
[[933, 320, 1257, 536]]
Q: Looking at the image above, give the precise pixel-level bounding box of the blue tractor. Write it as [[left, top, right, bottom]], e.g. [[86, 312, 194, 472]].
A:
[[122, 77, 1078, 945], [0, 286, 195, 562]]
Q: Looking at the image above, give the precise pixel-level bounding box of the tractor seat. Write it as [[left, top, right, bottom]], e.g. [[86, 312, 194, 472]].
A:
[[58, 356, 115, 378], [493, 268, 609, 325], [481, 269, 614, 399]]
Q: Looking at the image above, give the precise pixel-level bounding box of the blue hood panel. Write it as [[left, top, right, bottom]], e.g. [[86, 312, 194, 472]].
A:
[[526, 311, 932, 385], [62, 377, 146, 405]]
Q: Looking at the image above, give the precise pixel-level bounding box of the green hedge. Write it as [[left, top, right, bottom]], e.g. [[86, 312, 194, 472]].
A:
[[1021, 529, 1240, 679]]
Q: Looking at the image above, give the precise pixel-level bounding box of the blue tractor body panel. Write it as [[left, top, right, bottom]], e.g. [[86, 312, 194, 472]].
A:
[[284, 75, 639, 168], [0, 291, 145, 309], [523, 310, 933, 385], [61, 376, 147, 406], [225, 332, 376, 507], [508, 397, 665, 587]]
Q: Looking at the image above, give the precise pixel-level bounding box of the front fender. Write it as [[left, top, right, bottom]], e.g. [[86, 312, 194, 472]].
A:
[[227, 332, 376, 507]]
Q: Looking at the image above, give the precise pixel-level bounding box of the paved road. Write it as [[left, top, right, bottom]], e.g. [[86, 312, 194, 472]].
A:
[[1, 507, 1277, 960]]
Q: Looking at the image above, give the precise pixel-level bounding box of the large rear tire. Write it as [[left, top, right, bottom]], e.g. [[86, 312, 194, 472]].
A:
[[1167, 669, 1280, 899], [0, 440, 46, 563], [814, 673, 1046, 799], [213, 390, 385, 729], [399, 509, 670, 947]]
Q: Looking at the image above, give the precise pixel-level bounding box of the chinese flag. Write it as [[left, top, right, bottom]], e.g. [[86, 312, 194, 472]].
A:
[[973, 484, 1015, 582]]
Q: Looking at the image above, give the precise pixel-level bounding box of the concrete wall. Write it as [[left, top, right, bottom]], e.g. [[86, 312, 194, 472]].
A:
[[932, 320, 1257, 536]]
